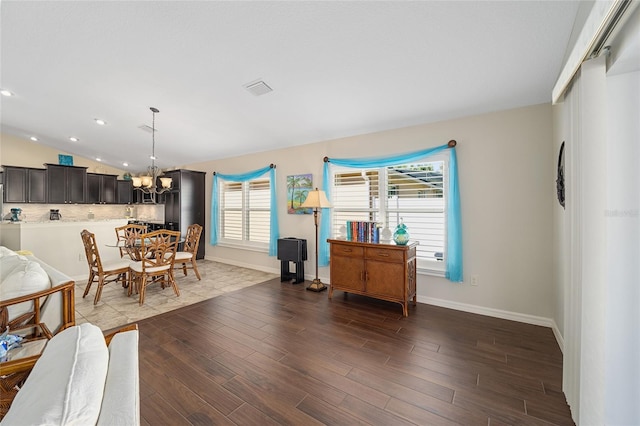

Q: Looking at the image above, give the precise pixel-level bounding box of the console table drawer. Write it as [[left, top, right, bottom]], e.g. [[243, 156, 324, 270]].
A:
[[365, 247, 405, 262], [331, 244, 364, 258]]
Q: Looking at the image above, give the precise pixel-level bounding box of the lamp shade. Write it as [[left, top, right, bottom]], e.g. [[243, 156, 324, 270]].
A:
[[160, 177, 172, 189], [140, 175, 153, 188], [300, 188, 332, 209], [131, 177, 142, 188]]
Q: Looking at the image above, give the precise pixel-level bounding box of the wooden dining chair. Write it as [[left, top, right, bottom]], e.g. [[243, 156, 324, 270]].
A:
[[128, 230, 181, 305], [115, 224, 148, 261], [174, 223, 203, 280], [80, 229, 131, 305]]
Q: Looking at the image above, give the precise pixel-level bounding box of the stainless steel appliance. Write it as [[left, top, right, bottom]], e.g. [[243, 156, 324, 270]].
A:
[[49, 209, 62, 220]]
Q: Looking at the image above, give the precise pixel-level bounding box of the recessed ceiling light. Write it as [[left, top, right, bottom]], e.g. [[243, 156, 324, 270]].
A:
[[30, 136, 38, 141], [94, 119, 106, 126], [122, 162, 129, 167], [69, 137, 79, 142], [96, 158, 102, 162], [0, 89, 14, 97]]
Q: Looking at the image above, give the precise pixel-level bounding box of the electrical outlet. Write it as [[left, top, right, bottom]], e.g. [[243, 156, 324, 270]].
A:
[[78, 252, 83, 261], [471, 275, 478, 286]]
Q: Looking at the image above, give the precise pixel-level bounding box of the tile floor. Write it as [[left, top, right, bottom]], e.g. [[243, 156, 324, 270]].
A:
[[74, 259, 278, 331]]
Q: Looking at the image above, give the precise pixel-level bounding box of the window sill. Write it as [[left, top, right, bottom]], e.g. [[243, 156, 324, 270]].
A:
[[217, 240, 269, 253], [417, 258, 445, 277], [417, 266, 446, 277]]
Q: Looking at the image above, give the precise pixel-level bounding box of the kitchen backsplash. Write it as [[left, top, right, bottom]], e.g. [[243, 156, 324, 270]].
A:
[[2, 203, 164, 223]]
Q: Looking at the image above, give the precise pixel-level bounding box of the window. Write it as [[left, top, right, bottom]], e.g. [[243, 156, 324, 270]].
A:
[[330, 155, 447, 273], [219, 177, 271, 247]]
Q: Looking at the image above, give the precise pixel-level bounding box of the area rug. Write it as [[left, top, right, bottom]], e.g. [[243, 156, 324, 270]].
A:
[[74, 260, 278, 331]]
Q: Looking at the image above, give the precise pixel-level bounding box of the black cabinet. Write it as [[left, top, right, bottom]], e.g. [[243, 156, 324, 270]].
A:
[[86, 173, 117, 204], [162, 169, 206, 259], [28, 169, 46, 203], [3, 166, 26, 203], [117, 180, 133, 204], [1, 166, 46, 203], [45, 164, 87, 204]]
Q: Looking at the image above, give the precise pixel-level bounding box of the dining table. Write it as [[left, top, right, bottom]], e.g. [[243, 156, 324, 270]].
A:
[[106, 237, 185, 261]]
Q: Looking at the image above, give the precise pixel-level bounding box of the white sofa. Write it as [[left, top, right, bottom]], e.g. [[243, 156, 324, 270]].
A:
[[1, 323, 140, 425], [0, 246, 75, 334]]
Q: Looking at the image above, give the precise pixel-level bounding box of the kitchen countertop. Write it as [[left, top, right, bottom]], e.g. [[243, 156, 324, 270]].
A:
[[1, 218, 160, 225]]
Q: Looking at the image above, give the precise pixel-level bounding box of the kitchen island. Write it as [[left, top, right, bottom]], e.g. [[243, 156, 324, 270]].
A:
[[0, 219, 130, 278]]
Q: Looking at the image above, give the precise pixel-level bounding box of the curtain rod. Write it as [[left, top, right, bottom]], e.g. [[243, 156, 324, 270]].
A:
[[213, 163, 275, 175], [323, 140, 457, 162]]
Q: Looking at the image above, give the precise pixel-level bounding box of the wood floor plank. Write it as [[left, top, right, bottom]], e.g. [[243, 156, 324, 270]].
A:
[[227, 402, 282, 426], [246, 351, 348, 407], [337, 394, 417, 426], [296, 394, 370, 425], [139, 357, 212, 417], [348, 366, 455, 404], [134, 277, 575, 425], [140, 392, 191, 426], [385, 397, 465, 426], [222, 375, 322, 425]]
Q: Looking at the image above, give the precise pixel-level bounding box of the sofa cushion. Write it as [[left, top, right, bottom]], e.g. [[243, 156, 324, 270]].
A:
[[97, 330, 140, 425], [0, 246, 18, 259], [0, 256, 50, 320], [0, 253, 28, 282], [1, 323, 109, 426]]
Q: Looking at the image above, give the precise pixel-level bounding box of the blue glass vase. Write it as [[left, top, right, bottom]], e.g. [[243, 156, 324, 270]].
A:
[[393, 220, 409, 245]]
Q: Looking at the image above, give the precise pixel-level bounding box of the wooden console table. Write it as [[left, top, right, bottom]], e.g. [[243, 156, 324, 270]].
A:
[[328, 239, 418, 316]]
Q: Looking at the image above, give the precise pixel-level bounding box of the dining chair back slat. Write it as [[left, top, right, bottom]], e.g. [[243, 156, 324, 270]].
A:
[[115, 224, 148, 261], [175, 224, 203, 280], [129, 230, 181, 305]]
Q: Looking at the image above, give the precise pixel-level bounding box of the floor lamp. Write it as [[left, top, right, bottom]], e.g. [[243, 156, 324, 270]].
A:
[[300, 188, 332, 292]]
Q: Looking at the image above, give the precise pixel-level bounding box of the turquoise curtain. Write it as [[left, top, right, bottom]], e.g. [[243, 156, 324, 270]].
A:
[[321, 144, 463, 282], [210, 165, 280, 256]]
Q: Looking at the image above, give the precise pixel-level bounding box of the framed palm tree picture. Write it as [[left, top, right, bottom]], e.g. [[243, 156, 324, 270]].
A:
[[287, 174, 313, 214]]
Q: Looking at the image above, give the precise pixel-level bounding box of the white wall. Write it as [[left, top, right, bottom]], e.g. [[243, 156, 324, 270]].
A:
[[187, 103, 556, 322], [0, 133, 127, 177]]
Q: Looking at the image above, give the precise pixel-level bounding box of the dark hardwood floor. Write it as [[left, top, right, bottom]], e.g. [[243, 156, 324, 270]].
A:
[[135, 278, 574, 425]]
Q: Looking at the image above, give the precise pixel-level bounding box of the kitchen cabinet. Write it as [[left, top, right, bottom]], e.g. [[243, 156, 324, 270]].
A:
[[86, 173, 117, 204], [1, 166, 46, 203], [45, 164, 87, 204], [328, 239, 418, 317], [117, 180, 133, 204], [162, 169, 206, 259]]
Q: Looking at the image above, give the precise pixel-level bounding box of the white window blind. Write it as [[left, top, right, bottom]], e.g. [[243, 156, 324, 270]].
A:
[[220, 178, 271, 245], [331, 159, 446, 271]]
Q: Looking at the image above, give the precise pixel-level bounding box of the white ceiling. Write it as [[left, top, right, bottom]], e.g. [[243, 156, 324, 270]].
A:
[[1, 1, 580, 172]]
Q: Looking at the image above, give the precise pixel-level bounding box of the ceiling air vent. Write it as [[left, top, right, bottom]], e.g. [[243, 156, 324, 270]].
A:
[[138, 124, 156, 133], [243, 80, 273, 96]]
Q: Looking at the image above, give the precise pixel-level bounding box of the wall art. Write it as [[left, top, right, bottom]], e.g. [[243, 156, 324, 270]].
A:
[[287, 174, 312, 214]]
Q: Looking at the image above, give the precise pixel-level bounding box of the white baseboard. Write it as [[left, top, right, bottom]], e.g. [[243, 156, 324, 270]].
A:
[[205, 255, 334, 283], [205, 255, 277, 275], [418, 295, 565, 353], [70, 273, 88, 282]]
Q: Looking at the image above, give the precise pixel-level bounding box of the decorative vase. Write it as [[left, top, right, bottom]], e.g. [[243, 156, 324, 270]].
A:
[[393, 219, 409, 245], [380, 227, 392, 243]]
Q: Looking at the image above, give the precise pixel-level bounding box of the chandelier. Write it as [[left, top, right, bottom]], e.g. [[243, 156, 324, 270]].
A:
[[131, 107, 172, 203]]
